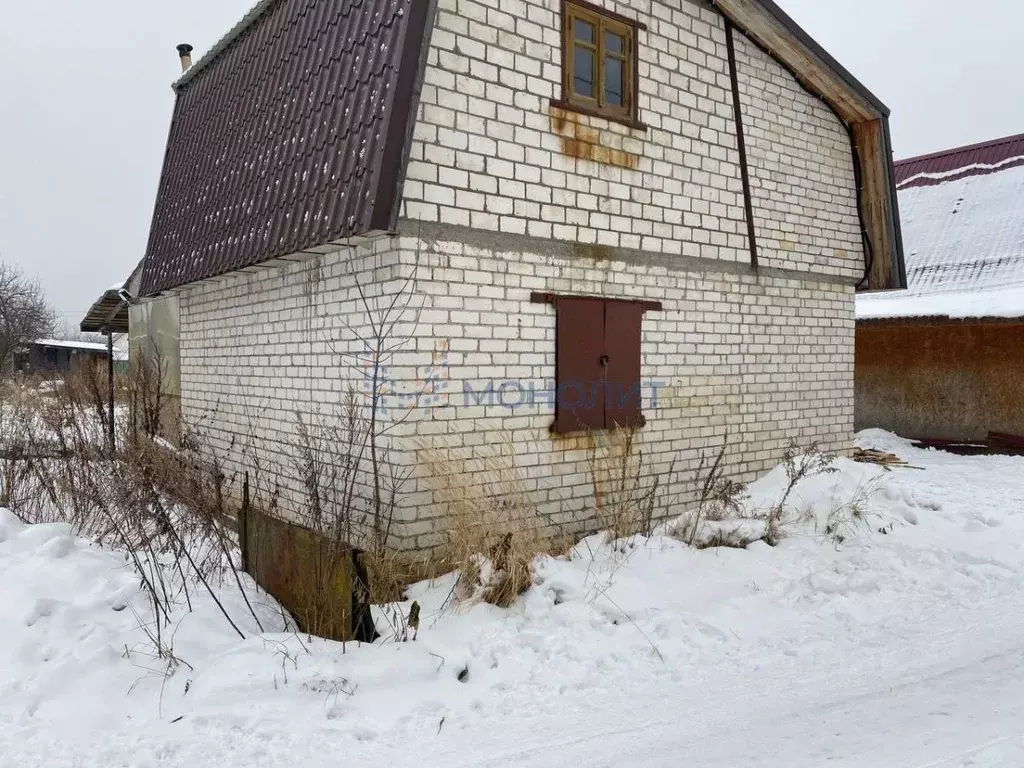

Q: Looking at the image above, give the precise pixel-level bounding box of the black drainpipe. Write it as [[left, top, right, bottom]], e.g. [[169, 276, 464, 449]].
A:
[[723, 18, 759, 271], [710, 2, 875, 287]]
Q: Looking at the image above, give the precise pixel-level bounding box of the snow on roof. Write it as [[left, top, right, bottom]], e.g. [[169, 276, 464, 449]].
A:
[[856, 286, 1024, 321], [32, 338, 129, 361], [857, 156, 1024, 321]]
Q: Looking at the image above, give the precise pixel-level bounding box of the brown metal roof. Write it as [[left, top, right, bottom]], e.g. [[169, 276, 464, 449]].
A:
[[895, 132, 1024, 190], [140, 0, 431, 296]]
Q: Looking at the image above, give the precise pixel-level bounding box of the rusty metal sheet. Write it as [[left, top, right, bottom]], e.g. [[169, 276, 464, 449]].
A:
[[555, 298, 606, 434], [603, 300, 643, 429]]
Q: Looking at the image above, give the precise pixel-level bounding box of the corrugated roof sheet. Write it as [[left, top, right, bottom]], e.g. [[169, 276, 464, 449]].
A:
[[140, 0, 430, 296], [80, 286, 129, 334], [858, 136, 1024, 320], [895, 132, 1024, 190]]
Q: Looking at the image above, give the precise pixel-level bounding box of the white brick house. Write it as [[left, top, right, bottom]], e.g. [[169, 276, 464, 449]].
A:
[[139, 0, 905, 552]]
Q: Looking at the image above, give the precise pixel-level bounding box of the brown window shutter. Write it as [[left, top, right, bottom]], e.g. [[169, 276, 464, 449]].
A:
[[603, 300, 644, 429], [554, 298, 606, 433]]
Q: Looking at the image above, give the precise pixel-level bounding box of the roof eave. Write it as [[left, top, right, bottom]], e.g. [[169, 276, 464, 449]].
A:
[[80, 288, 130, 334], [881, 119, 908, 289]]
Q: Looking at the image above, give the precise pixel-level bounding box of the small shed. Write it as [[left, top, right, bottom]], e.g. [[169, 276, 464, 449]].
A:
[[856, 133, 1024, 441], [17, 338, 128, 376]]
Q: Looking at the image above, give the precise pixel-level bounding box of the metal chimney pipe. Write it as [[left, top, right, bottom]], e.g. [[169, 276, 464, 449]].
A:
[[176, 43, 194, 73]]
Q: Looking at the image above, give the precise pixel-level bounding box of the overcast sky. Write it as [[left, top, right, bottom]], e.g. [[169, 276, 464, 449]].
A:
[[2, 1, 1023, 332]]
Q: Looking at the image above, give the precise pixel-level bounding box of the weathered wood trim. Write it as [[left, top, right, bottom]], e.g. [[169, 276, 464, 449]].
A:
[[530, 292, 663, 312], [712, 0, 878, 123], [853, 120, 906, 290]]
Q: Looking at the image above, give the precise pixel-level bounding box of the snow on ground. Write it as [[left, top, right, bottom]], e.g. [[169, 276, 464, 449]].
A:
[[3, 431, 1024, 766]]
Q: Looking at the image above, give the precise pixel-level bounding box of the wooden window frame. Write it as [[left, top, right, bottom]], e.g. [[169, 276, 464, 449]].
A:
[[552, 0, 646, 130], [531, 292, 662, 434]]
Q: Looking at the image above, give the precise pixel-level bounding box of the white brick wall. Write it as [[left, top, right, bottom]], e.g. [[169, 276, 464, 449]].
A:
[[402, 0, 864, 278], [177, 227, 854, 553], [380, 225, 854, 551], [176, 238, 416, 544], [173, 0, 864, 553], [734, 33, 862, 278]]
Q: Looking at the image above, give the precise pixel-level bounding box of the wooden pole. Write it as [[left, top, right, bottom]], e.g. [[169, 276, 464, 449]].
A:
[[106, 328, 115, 454]]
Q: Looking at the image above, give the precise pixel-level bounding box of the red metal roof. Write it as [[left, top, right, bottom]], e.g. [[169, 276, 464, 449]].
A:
[[895, 132, 1024, 190], [139, 0, 430, 297]]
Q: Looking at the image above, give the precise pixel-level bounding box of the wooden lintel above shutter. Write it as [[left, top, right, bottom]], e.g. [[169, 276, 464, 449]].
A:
[[531, 292, 662, 312]]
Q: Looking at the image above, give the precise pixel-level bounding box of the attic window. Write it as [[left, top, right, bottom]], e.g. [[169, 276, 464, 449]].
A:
[[531, 292, 661, 434], [558, 1, 642, 128]]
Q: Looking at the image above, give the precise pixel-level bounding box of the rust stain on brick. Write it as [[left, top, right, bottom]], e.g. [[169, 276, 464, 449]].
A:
[[550, 106, 639, 170], [548, 432, 592, 451], [572, 243, 616, 262]]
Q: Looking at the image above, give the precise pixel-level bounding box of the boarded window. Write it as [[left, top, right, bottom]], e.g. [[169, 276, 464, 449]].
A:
[[560, 1, 641, 127], [534, 293, 661, 434]]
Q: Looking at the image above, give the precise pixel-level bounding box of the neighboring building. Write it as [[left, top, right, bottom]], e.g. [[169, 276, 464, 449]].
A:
[[856, 132, 1024, 441], [138, 0, 904, 552], [17, 338, 128, 376]]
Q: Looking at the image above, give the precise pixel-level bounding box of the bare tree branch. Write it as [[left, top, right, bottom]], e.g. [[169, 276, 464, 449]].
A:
[[0, 263, 57, 374]]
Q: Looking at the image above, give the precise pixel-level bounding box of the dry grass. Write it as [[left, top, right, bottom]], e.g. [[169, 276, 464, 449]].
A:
[[417, 428, 688, 607], [418, 439, 562, 608], [667, 440, 748, 547], [359, 546, 435, 605], [586, 428, 670, 540], [764, 440, 838, 546], [0, 367, 268, 664]]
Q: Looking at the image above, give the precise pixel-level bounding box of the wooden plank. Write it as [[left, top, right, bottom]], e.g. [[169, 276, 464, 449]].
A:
[[714, 0, 876, 123], [853, 120, 896, 290]]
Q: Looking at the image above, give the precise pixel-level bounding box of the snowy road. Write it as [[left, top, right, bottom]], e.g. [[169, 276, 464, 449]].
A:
[[2, 430, 1024, 766], [440, 614, 1024, 768], [5, 600, 1023, 767]]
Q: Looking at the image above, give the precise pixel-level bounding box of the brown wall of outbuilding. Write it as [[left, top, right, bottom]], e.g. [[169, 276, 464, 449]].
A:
[[855, 319, 1024, 440]]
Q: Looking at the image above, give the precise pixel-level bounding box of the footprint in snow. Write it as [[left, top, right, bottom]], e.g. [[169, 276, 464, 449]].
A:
[[963, 515, 1002, 533], [350, 725, 378, 742], [25, 598, 62, 627], [39, 535, 73, 559]]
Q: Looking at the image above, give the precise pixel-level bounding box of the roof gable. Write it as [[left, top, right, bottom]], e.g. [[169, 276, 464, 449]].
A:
[[140, 0, 430, 296], [701, 0, 905, 290]]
